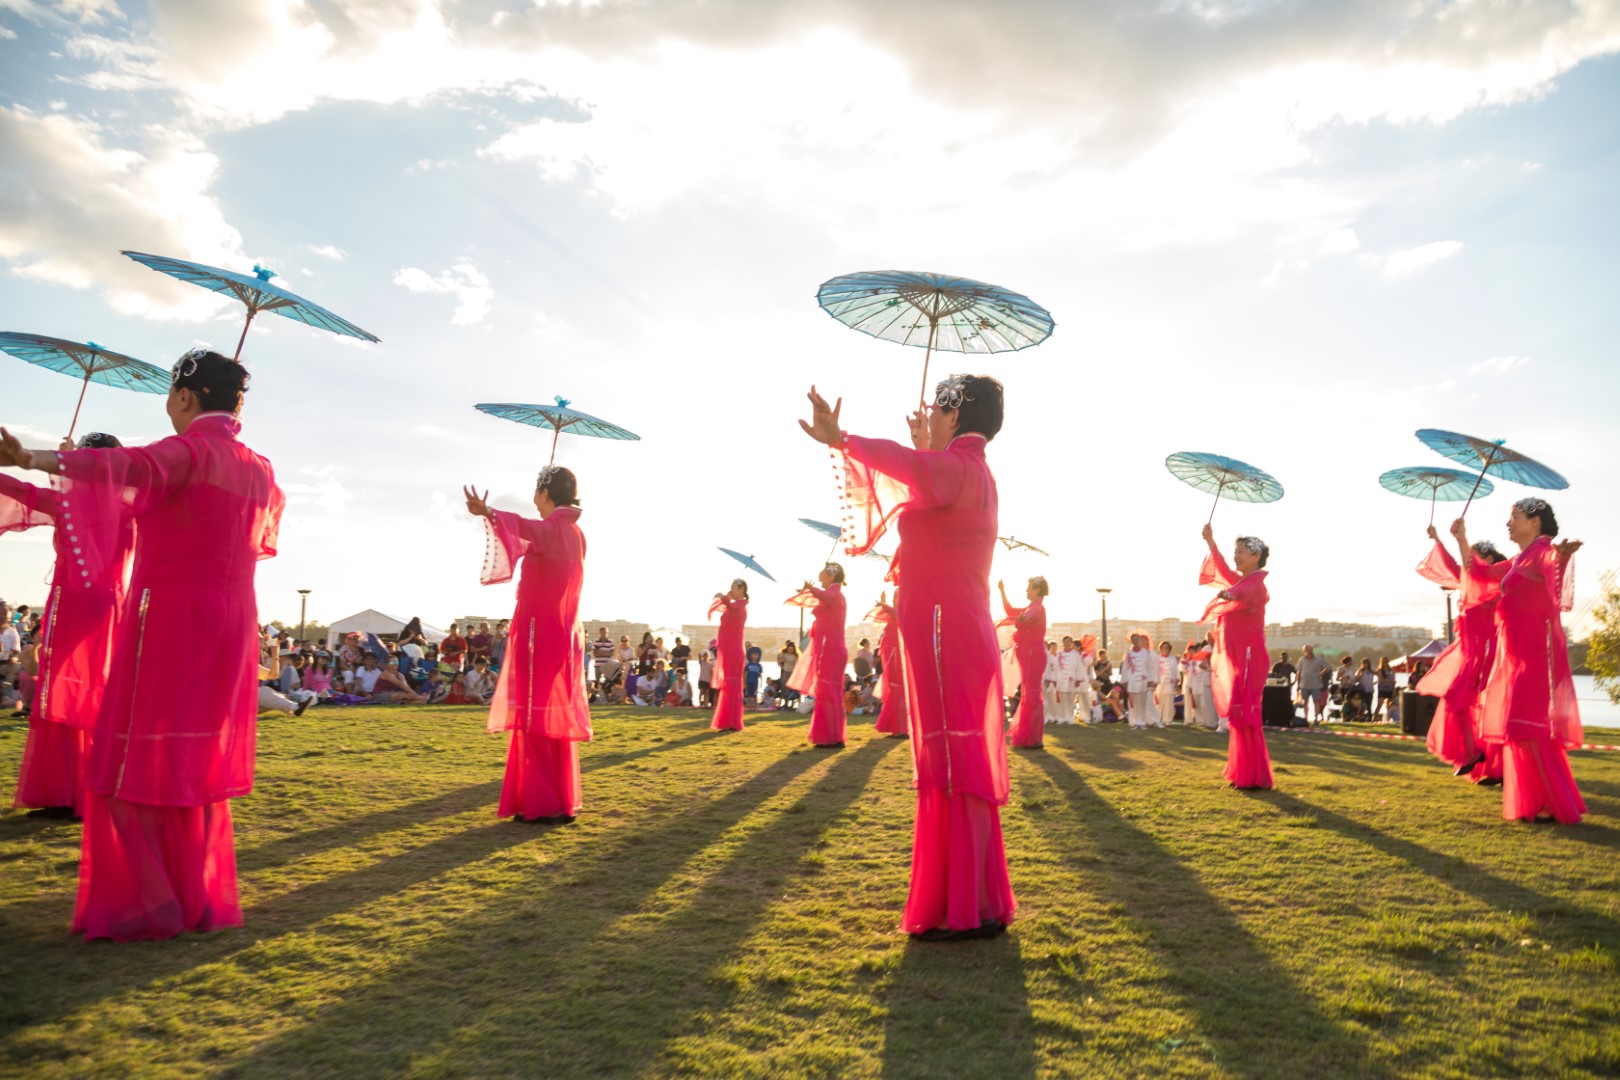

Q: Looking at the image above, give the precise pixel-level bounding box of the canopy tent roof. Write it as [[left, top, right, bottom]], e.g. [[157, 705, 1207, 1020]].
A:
[[1391, 639, 1449, 672], [326, 609, 448, 643]]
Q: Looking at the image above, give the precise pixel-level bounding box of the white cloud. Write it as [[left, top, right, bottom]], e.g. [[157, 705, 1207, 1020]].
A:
[[1318, 227, 1360, 255], [1470, 355, 1531, 375], [0, 23, 16, 39], [0, 105, 245, 320], [393, 262, 493, 326], [1383, 241, 1464, 277], [306, 244, 345, 260]]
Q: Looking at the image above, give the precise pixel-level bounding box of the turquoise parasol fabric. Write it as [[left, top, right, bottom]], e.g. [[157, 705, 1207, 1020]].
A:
[[122, 250, 379, 360], [0, 332, 168, 438], [816, 270, 1054, 406], [476, 398, 640, 465]]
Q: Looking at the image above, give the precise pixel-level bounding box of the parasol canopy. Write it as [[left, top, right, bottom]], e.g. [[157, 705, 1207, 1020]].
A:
[[1165, 451, 1284, 523], [121, 250, 379, 360], [1378, 465, 1495, 525], [476, 398, 641, 465], [816, 270, 1054, 406], [998, 535, 1049, 556], [799, 518, 842, 542], [1415, 428, 1567, 515], [718, 547, 775, 582], [0, 332, 168, 439]]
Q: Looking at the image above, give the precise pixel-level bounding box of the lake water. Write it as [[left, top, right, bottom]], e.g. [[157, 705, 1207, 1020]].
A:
[[1573, 674, 1619, 731]]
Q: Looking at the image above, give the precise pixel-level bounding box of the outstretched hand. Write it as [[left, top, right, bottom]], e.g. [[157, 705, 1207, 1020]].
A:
[[462, 485, 492, 518], [1448, 517, 1467, 543], [799, 386, 843, 446], [0, 428, 31, 470], [1555, 538, 1584, 560], [907, 408, 927, 450], [1426, 524, 1440, 541]]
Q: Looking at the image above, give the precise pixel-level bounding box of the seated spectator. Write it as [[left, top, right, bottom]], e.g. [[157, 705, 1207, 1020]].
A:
[[666, 668, 694, 706], [467, 622, 494, 665], [337, 632, 364, 671], [852, 639, 874, 682], [464, 657, 496, 703], [372, 659, 426, 703], [669, 637, 691, 679], [592, 627, 619, 685], [350, 654, 385, 699], [440, 623, 468, 671], [304, 656, 335, 698], [443, 673, 479, 705], [277, 654, 319, 712], [421, 667, 450, 704]]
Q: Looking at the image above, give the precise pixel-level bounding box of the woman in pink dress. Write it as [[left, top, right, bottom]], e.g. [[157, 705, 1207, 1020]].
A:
[[1453, 502, 1584, 823], [464, 466, 592, 824], [1, 350, 283, 941], [868, 592, 909, 737], [787, 564, 849, 748], [801, 375, 1014, 941], [1, 433, 132, 818], [1415, 525, 1506, 781], [999, 576, 1049, 749], [1199, 523, 1274, 790], [709, 579, 748, 731]]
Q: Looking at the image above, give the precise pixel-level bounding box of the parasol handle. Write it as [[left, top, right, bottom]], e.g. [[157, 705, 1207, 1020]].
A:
[[549, 423, 561, 466], [918, 317, 939, 410], [1459, 449, 1495, 517], [1206, 481, 1226, 525], [66, 370, 91, 441], [234, 308, 258, 361]]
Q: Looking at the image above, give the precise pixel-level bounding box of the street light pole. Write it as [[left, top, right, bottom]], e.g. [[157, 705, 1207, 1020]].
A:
[[1442, 587, 1455, 644], [1096, 588, 1112, 654], [298, 589, 312, 642]]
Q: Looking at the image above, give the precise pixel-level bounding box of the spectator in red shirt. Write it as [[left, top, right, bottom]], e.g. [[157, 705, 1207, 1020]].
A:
[[440, 622, 468, 671]]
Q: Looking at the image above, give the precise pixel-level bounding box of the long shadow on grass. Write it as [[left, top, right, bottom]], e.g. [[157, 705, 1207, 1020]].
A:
[[1033, 750, 1391, 1078], [0, 743, 823, 1048], [880, 933, 1036, 1078], [1266, 791, 1620, 936], [220, 747, 843, 1077], [233, 727, 717, 868]]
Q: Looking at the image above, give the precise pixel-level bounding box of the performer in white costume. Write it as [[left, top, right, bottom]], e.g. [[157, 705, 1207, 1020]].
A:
[[1053, 636, 1085, 724], [1120, 633, 1160, 729], [1154, 641, 1179, 727], [1042, 641, 1061, 724]]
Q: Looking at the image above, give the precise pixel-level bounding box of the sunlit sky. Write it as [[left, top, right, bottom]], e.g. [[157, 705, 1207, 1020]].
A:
[[2, 0, 1618, 638]]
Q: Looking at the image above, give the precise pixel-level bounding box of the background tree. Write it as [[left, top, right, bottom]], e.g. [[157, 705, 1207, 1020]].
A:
[[1587, 577, 1620, 706]]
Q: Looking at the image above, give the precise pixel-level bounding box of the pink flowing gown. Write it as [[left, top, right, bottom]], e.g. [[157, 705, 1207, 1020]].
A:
[[836, 431, 1015, 934], [869, 603, 909, 736], [57, 413, 282, 941], [1200, 549, 1274, 789], [1, 475, 134, 814], [1471, 536, 1584, 823], [480, 505, 592, 820], [787, 583, 848, 745], [1415, 543, 1500, 775], [709, 595, 747, 731], [1003, 596, 1047, 748]]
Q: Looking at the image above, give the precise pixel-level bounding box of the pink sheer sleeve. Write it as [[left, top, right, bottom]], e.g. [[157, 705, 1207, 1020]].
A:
[[1469, 551, 1512, 583], [784, 587, 818, 609], [0, 473, 59, 533], [1199, 549, 1240, 590], [1416, 543, 1461, 588], [55, 435, 201, 588], [481, 509, 531, 585], [836, 435, 967, 555], [259, 482, 285, 561], [707, 595, 728, 619]]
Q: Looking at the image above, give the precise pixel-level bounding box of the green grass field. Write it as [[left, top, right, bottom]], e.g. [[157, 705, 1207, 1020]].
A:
[[1, 706, 1617, 1078]]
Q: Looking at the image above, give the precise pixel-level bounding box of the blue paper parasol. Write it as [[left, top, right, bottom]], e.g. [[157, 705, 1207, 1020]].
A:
[[1165, 451, 1284, 523], [0, 332, 168, 439], [1416, 428, 1567, 515], [998, 535, 1050, 556], [817, 270, 1054, 406], [1378, 465, 1496, 525], [121, 250, 379, 360], [476, 398, 641, 465], [719, 547, 775, 583], [799, 518, 842, 542]]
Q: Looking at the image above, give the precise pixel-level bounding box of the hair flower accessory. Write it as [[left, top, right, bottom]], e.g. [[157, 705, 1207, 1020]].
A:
[[537, 463, 563, 490], [1513, 496, 1549, 515], [933, 374, 973, 410], [169, 348, 204, 388]]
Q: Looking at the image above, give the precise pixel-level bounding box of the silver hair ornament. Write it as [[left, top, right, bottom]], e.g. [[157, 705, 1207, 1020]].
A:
[[933, 375, 973, 410], [536, 464, 563, 490], [1235, 536, 1269, 556], [1514, 497, 1550, 515], [169, 349, 203, 389]]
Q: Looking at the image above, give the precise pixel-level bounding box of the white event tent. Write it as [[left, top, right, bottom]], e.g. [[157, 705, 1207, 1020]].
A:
[[326, 609, 448, 643]]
